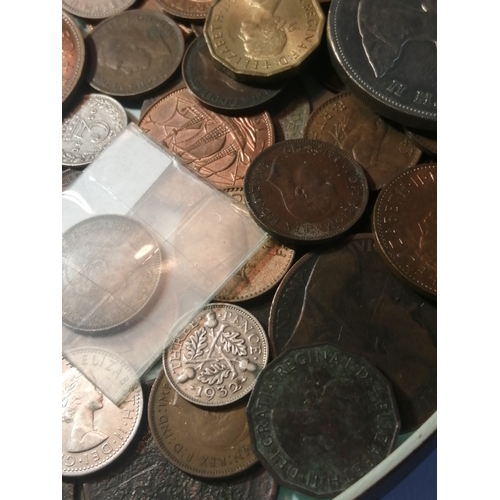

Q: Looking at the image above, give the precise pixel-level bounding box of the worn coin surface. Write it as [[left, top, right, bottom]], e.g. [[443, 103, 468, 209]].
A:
[[247, 344, 400, 498], [244, 139, 369, 244], [304, 92, 422, 190], [404, 126, 437, 157], [62, 348, 144, 477], [149, 370, 258, 477], [62, 214, 162, 332], [163, 303, 269, 406], [155, 0, 213, 19], [62, 169, 83, 191], [373, 163, 437, 298], [204, 0, 325, 81], [62, 94, 128, 168], [62, 11, 85, 105], [62, 0, 136, 19], [86, 10, 184, 97]]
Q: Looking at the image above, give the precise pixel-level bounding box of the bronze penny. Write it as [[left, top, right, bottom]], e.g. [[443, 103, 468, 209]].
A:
[[244, 139, 369, 245], [139, 87, 274, 189], [182, 35, 282, 113], [404, 126, 437, 157], [247, 344, 400, 498], [373, 163, 437, 298], [155, 0, 214, 20], [62, 11, 85, 105], [282, 235, 436, 431], [148, 370, 258, 477], [63, 0, 136, 19], [304, 92, 422, 190], [86, 10, 184, 97]]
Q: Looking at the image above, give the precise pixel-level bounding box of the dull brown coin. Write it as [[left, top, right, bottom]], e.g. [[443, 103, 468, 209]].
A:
[[148, 369, 258, 477], [62, 0, 136, 19], [247, 344, 400, 498], [62, 11, 85, 105], [244, 139, 369, 244], [204, 0, 325, 82], [404, 126, 437, 157], [86, 10, 184, 97], [139, 87, 274, 189], [373, 163, 437, 298], [155, 0, 213, 20], [214, 188, 295, 302], [304, 92, 422, 190]]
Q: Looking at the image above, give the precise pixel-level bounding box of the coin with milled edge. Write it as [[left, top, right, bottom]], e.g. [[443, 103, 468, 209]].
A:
[[63, 0, 136, 19], [155, 0, 213, 19], [163, 303, 269, 406], [62, 11, 85, 105], [62, 348, 143, 477], [244, 139, 369, 244], [62, 214, 162, 332], [247, 344, 400, 499]]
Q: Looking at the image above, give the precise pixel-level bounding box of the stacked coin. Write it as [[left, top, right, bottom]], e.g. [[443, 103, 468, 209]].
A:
[[62, 0, 437, 497]]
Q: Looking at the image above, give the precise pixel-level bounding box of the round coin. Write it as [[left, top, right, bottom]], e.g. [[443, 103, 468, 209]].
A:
[[62, 214, 162, 332], [62, 0, 136, 19], [247, 344, 400, 498], [149, 370, 258, 477], [62, 94, 128, 168], [155, 0, 213, 20], [373, 163, 437, 298], [244, 139, 369, 244], [404, 126, 437, 157], [86, 10, 184, 97], [163, 303, 269, 406], [62, 11, 85, 105], [62, 348, 143, 477]]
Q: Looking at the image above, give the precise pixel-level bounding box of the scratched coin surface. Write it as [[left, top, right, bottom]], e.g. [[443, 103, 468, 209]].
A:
[[86, 10, 184, 97], [214, 188, 295, 302], [149, 370, 258, 477], [244, 139, 369, 244], [163, 303, 269, 406], [62, 94, 128, 168], [247, 344, 400, 498], [62, 11, 85, 105], [155, 0, 213, 19], [204, 0, 325, 81], [62, 214, 162, 332], [62, 348, 143, 477], [139, 87, 274, 188], [373, 163, 437, 298], [304, 92, 422, 190]]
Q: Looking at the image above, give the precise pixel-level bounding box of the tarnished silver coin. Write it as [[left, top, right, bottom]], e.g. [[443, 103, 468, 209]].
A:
[[62, 214, 162, 332], [62, 0, 137, 20], [62, 348, 144, 477], [163, 303, 269, 406], [62, 169, 82, 191], [62, 94, 128, 169]]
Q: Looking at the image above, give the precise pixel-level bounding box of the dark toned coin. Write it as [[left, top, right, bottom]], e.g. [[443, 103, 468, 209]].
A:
[[304, 92, 422, 190], [327, 0, 437, 130], [244, 139, 369, 245], [86, 10, 184, 97], [148, 370, 258, 477], [62, 481, 75, 500], [282, 234, 436, 431], [404, 126, 437, 157], [62, 0, 136, 19], [182, 35, 282, 113], [62, 11, 85, 105], [247, 344, 400, 498], [155, 0, 213, 20], [373, 163, 437, 298]]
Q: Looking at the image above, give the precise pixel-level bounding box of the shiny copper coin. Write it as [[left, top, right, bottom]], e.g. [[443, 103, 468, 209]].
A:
[[373, 163, 436, 298], [304, 92, 422, 190], [139, 87, 274, 188], [86, 11, 184, 97], [62, 11, 85, 105], [148, 370, 258, 477], [183, 35, 282, 113], [244, 139, 369, 244], [63, 0, 136, 19], [155, 0, 213, 20], [204, 0, 325, 81], [215, 188, 295, 302]]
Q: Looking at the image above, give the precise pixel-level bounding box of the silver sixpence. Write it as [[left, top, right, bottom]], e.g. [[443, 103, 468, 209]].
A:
[[62, 214, 162, 332], [62, 94, 128, 168], [163, 303, 269, 406], [62, 348, 143, 477]]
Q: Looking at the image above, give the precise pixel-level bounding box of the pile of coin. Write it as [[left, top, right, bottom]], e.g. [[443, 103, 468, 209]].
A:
[[62, 0, 437, 498]]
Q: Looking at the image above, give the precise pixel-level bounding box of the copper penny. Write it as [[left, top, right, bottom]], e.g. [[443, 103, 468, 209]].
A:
[[155, 0, 213, 20], [62, 11, 85, 105], [63, 0, 136, 19], [86, 10, 184, 97], [139, 87, 274, 189], [244, 139, 369, 244], [148, 370, 258, 477], [373, 163, 437, 298], [304, 92, 422, 190]]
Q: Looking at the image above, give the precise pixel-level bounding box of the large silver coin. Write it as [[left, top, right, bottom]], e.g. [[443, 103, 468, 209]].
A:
[[163, 303, 269, 407], [62, 348, 143, 477], [62, 214, 161, 332]]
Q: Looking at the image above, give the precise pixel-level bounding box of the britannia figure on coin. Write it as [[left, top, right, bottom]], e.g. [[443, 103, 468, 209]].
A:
[[62, 368, 108, 453]]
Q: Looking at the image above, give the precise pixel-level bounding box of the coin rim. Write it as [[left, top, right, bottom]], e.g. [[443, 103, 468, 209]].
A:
[[62, 11, 86, 104]]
